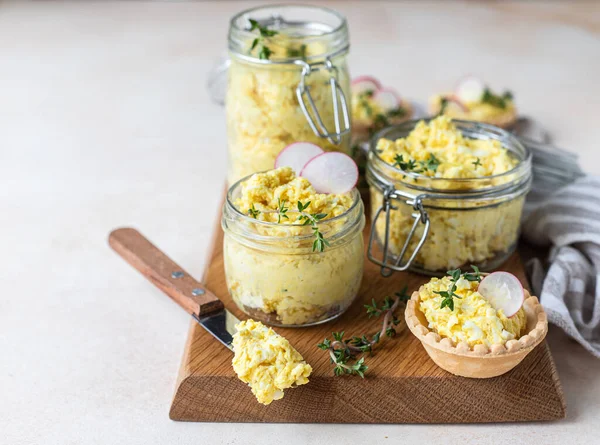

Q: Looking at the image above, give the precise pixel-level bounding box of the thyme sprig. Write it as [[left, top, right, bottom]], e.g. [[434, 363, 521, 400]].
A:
[[317, 287, 410, 377], [248, 18, 278, 60], [481, 88, 513, 109], [276, 198, 289, 224], [247, 200, 329, 252], [393, 153, 439, 174], [435, 265, 482, 311], [472, 157, 482, 167], [439, 97, 449, 114]]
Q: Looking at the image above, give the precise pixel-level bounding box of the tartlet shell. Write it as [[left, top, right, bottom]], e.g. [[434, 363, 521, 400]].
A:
[[428, 100, 517, 129], [352, 103, 414, 141], [405, 287, 548, 378]]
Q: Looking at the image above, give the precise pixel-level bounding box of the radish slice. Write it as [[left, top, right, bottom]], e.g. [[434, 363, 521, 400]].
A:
[[351, 76, 381, 95], [373, 88, 401, 111], [300, 152, 358, 194], [477, 272, 525, 317], [455, 76, 485, 103], [443, 95, 468, 112], [275, 142, 324, 174]]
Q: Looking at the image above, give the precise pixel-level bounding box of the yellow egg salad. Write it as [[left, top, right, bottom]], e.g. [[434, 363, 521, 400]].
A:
[[376, 116, 518, 180], [226, 32, 351, 184], [418, 276, 526, 347], [223, 167, 364, 326], [369, 116, 527, 272], [232, 319, 312, 405], [351, 91, 412, 140], [430, 89, 517, 129]]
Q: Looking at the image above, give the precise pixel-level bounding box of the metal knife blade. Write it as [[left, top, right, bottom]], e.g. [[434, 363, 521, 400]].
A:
[[194, 310, 240, 351]]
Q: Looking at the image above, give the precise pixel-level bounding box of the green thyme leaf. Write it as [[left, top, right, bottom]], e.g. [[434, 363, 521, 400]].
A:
[[248, 18, 278, 61], [481, 87, 513, 109], [248, 204, 260, 219], [439, 97, 449, 114]]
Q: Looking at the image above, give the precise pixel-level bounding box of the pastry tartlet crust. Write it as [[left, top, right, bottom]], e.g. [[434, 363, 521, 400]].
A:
[[352, 102, 414, 141], [405, 287, 548, 378], [429, 101, 517, 130]]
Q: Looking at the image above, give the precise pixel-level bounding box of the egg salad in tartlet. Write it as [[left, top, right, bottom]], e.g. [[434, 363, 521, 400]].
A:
[[351, 76, 413, 141], [232, 319, 312, 405], [429, 76, 517, 129], [405, 271, 548, 378]]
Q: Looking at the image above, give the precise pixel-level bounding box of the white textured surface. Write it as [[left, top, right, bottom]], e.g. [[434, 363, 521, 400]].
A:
[[2, 1, 600, 444]]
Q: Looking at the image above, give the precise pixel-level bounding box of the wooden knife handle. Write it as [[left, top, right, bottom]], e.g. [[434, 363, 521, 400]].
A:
[[108, 227, 224, 317]]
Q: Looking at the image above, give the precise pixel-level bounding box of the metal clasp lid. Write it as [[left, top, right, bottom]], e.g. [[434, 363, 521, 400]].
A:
[[367, 186, 431, 277], [295, 58, 350, 145]]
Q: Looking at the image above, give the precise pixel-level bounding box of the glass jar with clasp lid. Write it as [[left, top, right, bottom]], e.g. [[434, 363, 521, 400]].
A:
[[365, 119, 532, 276], [225, 4, 352, 184]]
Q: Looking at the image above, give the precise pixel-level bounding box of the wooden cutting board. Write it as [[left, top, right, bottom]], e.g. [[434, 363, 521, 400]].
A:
[[169, 213, 565, 423]]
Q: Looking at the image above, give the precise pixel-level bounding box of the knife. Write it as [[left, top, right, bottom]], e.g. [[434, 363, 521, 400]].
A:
[[108, 227, 239, 350]]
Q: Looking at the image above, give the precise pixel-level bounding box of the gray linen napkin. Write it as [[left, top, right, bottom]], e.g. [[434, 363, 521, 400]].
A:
[[521, 157, 600, 357]]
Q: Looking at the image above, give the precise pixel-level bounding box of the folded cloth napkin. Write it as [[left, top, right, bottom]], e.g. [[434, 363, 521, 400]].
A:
[[522, 174, 600, 357]]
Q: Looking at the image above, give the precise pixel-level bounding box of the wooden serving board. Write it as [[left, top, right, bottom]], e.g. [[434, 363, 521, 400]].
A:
[[169, 215, 565, 423]]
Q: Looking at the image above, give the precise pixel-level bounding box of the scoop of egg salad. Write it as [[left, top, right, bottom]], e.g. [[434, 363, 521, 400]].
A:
[[418, 276, 526, 347], [235, 167, 353, 223], [376, 115, 518, 180], [226, 31, 351, 184], [232, 319, 312, 405]]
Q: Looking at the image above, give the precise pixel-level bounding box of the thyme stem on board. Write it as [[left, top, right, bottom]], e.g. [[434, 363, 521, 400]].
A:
[[317, 287, 411, 377]]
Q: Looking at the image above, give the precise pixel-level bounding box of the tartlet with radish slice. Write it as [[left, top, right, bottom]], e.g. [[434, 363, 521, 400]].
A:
[[429, 76, 517, 129], [351, 76, 413, 140], [405, 269, 548, 378]]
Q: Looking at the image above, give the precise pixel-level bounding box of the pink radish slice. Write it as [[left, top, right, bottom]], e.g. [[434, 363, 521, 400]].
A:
[[455, 76, 485, 103], [477, 272, 525, 317], [275, 142, 324, 174], [351, 76, 382, 95], [373, 88, 401, 111], [443, 95, 468, 112], [300, 152, 359, 194]]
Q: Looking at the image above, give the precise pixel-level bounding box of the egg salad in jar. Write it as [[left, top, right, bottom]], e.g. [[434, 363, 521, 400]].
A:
[[222, 167, 365, 326], [226, 5, 352, 184], [366, 116, 531, 274]]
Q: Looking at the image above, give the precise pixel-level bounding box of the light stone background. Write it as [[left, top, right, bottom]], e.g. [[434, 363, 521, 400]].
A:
[[2, 1, 600, 444]]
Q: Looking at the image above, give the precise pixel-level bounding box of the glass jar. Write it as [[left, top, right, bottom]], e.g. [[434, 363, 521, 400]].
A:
[[366, 119, 532, 276], [226, 5, 351, 184], [222, 176, 365, 327]]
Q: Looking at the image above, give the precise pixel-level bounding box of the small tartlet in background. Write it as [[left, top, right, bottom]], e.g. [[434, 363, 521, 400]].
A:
[[429, 76, 518, 129]]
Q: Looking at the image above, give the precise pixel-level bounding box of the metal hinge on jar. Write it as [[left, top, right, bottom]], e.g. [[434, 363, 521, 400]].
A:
[[295, 58, 350, 145], [367, 186, 431, 277]]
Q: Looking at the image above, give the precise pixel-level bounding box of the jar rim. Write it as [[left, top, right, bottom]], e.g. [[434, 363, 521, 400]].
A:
[[368, 118, 532, 194], [226, 171, 362, 228], [228, 4, 349, 63], [230, 4, 346, 37]]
